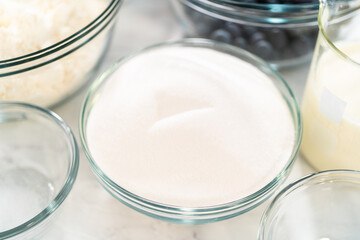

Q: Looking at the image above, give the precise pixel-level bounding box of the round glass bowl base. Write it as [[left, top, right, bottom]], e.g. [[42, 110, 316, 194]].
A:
[[0, 168, 55, 232], [0, 103, 79, 239], [259, 170, 360, 240]]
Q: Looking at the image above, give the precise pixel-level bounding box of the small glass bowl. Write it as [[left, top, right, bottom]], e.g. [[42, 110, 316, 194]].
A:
[[258, 170, 360, 240], [0, 0, 122, 108], [170, 0, 319, 68], [80, 39, 302, 224], [0, 102, 79, 239]]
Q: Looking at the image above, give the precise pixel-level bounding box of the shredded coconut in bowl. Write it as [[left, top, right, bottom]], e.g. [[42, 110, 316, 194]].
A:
[[0, 0, 112, 107]]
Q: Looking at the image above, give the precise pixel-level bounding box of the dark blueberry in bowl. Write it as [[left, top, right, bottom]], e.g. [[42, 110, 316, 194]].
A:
[[252, 40, 273, 60], [210, 29, 232, 44], [243, 26, 258, 38], [234, 37, 248, 49], [224, 22, 242, 37], [250, 32, 266, 45]]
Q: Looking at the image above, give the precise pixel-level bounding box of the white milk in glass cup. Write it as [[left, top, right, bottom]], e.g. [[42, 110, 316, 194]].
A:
[[302, 0, 360, 170]]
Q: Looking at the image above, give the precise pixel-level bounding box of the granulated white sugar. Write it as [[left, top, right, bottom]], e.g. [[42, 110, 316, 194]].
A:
[[86, 46, 295, 207]]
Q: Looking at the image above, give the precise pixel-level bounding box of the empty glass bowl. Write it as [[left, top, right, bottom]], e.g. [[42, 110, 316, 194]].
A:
[[171, 0, 319, 68], [0, 102, 79, 239], [80, 39, 302, 224], [258, 170, 360, 240], [0, 0, 122, 108]]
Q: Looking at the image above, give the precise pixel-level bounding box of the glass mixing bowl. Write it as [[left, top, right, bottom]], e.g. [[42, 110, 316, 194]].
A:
[[80, 39, 302, 224], [258, 170, 360, 240], [0, 0, 122, 108], [171, 0, 319, 68], [0, 102, 79, 239]]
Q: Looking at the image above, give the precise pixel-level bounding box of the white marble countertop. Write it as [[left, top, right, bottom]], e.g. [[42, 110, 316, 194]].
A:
[[46, 0, 315, 239]]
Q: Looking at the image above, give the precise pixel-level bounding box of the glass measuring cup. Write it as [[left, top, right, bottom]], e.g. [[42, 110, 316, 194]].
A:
[[301, 0, 360, 171]]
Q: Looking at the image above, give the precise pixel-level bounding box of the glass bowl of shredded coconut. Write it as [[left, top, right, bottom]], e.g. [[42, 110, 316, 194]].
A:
[[0, 0, 122, 107]]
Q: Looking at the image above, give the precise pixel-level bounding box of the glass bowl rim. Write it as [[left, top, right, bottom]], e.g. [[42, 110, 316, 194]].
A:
[[79, 38, 302, 217], [176, 0, 319, 27], [258, 169, 360, 239], [193, 0, 319, 11], [0, 0, 122, 70], [318, 0, 360, 66], [176, 0, 319, 29], [0, 102, 79, 239]]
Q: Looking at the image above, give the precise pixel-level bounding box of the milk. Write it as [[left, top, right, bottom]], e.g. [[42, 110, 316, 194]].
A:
[[302, 43, 360, 171], [86, 46, 295, 207]]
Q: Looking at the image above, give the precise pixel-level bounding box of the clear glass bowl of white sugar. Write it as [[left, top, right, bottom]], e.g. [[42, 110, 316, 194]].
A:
[[80, 39, 302, 224]]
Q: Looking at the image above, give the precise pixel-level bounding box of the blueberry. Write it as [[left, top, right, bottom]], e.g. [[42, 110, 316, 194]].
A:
[[234, 37, 248, 49], [250, 32, 266, 45], [243, 26, 258, 37], [210, 29, 232, 44], [224, 22, 242, 37], [252, 40, 273, 60], [267, 28, 288, 50]]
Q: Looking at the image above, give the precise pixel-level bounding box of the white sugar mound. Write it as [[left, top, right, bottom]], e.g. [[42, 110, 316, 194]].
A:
[[87, 46, 295, 207]]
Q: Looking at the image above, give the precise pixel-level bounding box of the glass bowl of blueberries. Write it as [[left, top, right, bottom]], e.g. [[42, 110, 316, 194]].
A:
[[171, 0, 319, 68]]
